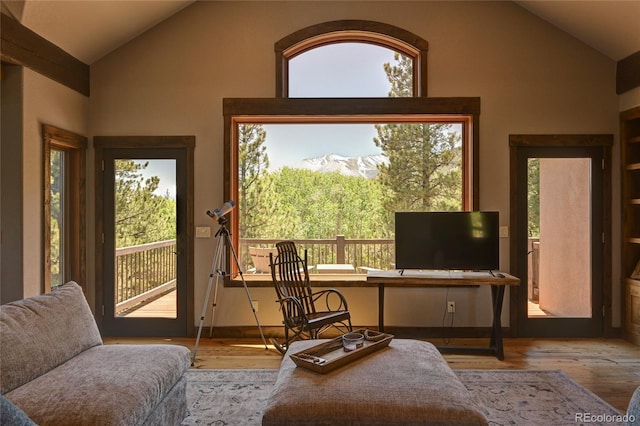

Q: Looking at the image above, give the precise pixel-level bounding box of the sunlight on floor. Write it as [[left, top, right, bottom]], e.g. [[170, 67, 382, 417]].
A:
[[528, 300, 553, 317], [231, 343, 277, 350]]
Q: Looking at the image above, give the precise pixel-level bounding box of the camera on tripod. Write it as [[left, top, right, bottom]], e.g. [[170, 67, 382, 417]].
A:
[[206, 200, 235, 223]]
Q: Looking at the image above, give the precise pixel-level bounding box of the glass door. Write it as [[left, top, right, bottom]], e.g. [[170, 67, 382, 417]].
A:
[[515, 146, 605, 337], [101, 148, 188, 336], [114, 158, 177, 319]]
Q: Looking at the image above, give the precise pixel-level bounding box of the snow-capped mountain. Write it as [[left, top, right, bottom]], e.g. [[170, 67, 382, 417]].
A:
[[295, 153, 387, 179]]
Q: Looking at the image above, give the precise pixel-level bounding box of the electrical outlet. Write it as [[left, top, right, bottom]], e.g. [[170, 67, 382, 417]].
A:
[[447, 301, 456, 313], [195, 226, 211, 238], [252, 300, 259, 312]]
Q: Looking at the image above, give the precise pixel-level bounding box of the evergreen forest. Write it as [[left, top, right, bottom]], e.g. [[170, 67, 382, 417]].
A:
[[114, 159, 176, 248]]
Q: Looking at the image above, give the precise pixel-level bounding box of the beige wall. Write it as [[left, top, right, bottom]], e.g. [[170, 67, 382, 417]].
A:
[[21, 69, 89, 298], [87, 1, 621, 329], [1, 65, 24, 304]]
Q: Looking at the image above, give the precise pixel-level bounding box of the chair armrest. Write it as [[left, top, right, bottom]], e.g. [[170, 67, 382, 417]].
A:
[[275, 295, 302, 308], [312, 289, 349, 311], [274, 295, 309, 328]]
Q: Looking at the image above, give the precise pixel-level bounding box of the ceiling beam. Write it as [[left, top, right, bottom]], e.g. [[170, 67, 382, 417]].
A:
[[617, 50, 640, 95], [1, 12, 89, 97]]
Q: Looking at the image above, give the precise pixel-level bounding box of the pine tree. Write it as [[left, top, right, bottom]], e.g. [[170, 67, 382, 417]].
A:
[[114, 160, 176, 248], [238, 124, 279, 238], [49, 150, 63, 284], [527, 158, 540, 237], [374, 53, 462, 231]]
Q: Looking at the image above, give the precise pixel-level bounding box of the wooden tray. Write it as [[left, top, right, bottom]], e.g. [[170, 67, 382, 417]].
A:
[[289, 329, 394, 374]]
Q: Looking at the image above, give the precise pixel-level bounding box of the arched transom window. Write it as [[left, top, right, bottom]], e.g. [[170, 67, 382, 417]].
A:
[[275, 20, 428, 98]]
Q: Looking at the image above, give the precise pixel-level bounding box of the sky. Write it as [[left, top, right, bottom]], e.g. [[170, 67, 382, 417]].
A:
[[289, 43, 396, 97], [263, 123, 382, 171], [262, 43, 398, 171], [133, 159, 176, 198]]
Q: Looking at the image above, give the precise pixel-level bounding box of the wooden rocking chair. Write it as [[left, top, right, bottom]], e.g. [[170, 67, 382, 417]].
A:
[[269, 241, 352, 354]]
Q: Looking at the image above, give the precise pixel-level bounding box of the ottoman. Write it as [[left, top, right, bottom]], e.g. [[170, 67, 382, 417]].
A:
[[262, 339, 487, 425]]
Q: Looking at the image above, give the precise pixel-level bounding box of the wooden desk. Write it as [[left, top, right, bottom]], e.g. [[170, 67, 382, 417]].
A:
[[366, 270, 520, 360]]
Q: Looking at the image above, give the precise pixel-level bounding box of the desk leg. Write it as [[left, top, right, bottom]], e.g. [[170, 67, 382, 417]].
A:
[[378, 284, 385, 333], [490, 285, 506, 360]]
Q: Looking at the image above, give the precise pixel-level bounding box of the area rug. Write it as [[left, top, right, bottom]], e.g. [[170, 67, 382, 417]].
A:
[[455, 370, 624, 426], [182, 369, 625, 426]]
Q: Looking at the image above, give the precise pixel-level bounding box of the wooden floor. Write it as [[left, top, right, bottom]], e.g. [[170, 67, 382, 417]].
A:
[[103, 336, 640, 412]]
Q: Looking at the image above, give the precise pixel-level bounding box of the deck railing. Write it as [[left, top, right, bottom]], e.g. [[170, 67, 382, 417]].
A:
[[241, 237, 543, 279], [240, 236, 395, 272], [528, 237, 540, 302], [115, 237, 542, 315], [115, 239, 176, 312]]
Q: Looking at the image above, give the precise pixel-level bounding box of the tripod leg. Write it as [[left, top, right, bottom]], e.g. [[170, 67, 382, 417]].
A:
[[191, 230, 225, 366], [239, 270, 269, 349], [208, 273, 222, 338], [191, 266, 215, 366], [225, 232, 269, 349], [208, 230, 225, 338]]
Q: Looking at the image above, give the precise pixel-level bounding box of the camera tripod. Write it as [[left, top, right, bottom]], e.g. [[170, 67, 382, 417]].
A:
[[191, 216, 268, 365]]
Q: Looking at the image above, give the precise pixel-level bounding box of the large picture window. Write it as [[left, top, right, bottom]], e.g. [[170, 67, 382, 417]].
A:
[[225, 21, 479, 281]]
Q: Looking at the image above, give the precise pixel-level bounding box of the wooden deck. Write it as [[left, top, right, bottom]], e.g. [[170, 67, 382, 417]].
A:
[[121, 290, 177, 318]]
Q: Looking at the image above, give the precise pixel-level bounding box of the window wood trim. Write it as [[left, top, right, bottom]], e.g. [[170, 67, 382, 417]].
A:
[[43, 124, 87, 292], [275, 20, 429, 98]]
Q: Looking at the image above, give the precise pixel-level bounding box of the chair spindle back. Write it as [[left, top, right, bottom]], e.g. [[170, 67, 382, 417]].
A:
[[271, 241, 316, 315]]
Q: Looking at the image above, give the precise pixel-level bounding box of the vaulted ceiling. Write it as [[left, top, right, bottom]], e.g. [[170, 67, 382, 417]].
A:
[[1, 0, 639, 65], [515, 0, 639, 61], [1, 0, 194, 64]]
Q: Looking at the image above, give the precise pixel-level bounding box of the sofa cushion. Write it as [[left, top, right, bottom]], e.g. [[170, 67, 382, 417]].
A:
[[143, 375, 188, 426], [5, 344, 191, 426], [0, 282, 103, 394]]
